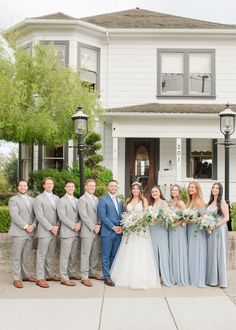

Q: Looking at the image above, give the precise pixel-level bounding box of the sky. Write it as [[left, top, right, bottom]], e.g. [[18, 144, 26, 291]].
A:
[[1, 0, 236, 30]]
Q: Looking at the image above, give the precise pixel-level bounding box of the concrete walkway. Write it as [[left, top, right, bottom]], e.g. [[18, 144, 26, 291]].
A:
[[0, 271, 236, 330]]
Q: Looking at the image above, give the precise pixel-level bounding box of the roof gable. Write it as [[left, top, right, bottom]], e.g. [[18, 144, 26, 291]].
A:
[[32, 12, 76, 20]]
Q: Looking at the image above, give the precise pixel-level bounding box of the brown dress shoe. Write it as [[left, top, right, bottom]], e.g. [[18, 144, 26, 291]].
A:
[[61, 281, 76, 286], [104, 279, 115, 287], [69, 275, 81, 280], [36, 279, 49, 288], [22, 276, 37, 282], [46, 276, 61, 281], [81, 279, 93, 287], [89, 274, 104, 281], [13, 280, 23, 288]]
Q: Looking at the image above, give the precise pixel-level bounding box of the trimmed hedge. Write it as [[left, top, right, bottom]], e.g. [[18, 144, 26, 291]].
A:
[[0, 206, 11, 233]]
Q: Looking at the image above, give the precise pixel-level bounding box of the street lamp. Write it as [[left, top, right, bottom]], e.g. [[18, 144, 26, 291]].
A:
[[219, 103, 236, 230], [72, 106, 88, 196]]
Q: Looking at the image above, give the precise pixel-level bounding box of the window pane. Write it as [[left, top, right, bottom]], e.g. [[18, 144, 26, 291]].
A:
[[161, 53, 184, 73], [80, 70, 97, 84], [189, 53, 211, 73], [189, 74, 211, 95], [80, 47, 97, 72], [161, 73, 184, 95], [56, 45, 66, 67], [191, 139, 212, 179], [44, 146, 63, 158], [44, 159, 64, 170]]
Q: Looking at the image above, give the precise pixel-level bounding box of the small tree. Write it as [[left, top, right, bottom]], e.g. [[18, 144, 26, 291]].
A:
[[84, 132, 104, 169], [0, 38, 103, 146]]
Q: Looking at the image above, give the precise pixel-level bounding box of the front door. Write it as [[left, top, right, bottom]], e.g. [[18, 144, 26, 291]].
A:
[[125, 138, 159, 196]]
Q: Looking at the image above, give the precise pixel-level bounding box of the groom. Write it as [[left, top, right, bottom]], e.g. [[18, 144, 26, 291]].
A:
[[98, 180, 124, 286]]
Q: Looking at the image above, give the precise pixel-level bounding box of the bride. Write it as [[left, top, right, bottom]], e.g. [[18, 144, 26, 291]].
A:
[[110, 182, 160, 289]]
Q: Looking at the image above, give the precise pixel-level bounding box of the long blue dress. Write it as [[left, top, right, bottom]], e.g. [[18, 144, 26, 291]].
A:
[[169, 203, 189, 286], [206, 204, 228, 288], [187, 207, 207, 288], [150, 202, 173, 287]]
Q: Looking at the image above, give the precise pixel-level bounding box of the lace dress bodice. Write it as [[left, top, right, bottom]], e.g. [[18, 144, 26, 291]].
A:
[[126, 201, 143, 213]]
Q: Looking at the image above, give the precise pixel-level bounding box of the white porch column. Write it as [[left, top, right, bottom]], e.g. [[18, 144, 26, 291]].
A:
[[112, 137, 118, 180], [176, 138, 182, 182]]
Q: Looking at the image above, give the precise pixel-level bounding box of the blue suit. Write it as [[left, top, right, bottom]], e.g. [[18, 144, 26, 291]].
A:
[[98, 194, 124, 279]]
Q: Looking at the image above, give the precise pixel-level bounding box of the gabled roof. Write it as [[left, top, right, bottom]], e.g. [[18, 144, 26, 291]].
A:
[[106, 103, 236, 114], [32, 12, 76, 20], [81, 8, 235, 29]]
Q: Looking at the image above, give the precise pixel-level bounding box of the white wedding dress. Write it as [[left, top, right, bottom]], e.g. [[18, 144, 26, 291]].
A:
[[110, 202, 161, 289]]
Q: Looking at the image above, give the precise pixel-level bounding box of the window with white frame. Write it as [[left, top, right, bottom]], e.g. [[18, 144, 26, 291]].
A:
[[78, 43, 100, 91], [157, 49, 215, 97]]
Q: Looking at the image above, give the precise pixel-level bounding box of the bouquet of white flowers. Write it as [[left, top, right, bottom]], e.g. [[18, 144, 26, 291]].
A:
[[121, 210, 149, 241], [175, 208, 199, 225], [144, 206, 169, 228], [198, 213, 217, 233], [166, 211, 181, 229]]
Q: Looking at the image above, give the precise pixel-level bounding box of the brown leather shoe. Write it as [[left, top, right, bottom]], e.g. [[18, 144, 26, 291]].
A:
[[69, 275, 81, 280], [104, 279, 115, 287], [89, 274, 104, 281], [22, 276, 37, 282], [81, 279, 93, 287], [36, 279, 49, 288], [13, 280, 23, 288], [61, 281, 76, 286], [46, 276, 61, 281]]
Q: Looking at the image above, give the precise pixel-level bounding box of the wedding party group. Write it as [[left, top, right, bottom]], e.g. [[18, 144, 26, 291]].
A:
[[8, 176, 229, 290]]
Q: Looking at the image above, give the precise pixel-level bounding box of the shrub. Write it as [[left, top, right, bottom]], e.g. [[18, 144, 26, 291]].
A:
[[0, 206, 11, 233], [231, 202, 236, 231], [181, 186, 188, 204]]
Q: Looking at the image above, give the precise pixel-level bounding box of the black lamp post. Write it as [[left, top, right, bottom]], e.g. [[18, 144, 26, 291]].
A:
[[72, 106, 88, 196], [219, 103, 236, 230]]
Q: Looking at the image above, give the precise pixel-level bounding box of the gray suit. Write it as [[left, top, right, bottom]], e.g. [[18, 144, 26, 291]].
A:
[[78, 193, 100, 280], [34, 191, 60, 280], [8, 193, 36, 280], [57, 194, 80, 281]]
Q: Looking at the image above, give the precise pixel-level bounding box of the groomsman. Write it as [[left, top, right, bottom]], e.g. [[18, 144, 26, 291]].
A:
[[78, 179, 103, 287], [98, 180, 124, 286], [34, 177, 60, 288], [8, 180, 37, 288], [57, 180, 81, 286]]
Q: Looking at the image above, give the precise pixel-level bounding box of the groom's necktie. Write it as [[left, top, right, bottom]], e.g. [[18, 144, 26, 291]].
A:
[[112, 196, 119, 213]]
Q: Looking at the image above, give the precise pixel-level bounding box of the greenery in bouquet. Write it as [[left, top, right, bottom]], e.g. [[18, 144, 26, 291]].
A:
[[167, 211, 181, 229]]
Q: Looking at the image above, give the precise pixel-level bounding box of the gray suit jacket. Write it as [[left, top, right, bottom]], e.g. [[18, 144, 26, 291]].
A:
[[34, 191, 60, 238], [57, 194, 80, 238], [78, 193, 99, 239], [8, 193, 36, 237]]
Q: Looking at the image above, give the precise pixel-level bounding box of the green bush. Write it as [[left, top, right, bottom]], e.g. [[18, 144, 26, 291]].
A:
[[30, 164, 113, 198], [181, 186, 189, 204], [0, 206, 11, 233], [231, 202, 236, 231]]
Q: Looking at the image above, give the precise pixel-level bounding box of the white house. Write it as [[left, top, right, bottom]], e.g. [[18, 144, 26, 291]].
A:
[[4, 8, 236, 200]]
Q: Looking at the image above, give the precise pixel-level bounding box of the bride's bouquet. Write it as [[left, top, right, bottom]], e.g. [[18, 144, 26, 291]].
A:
[[198, 212, 218, 233], [121, 210, 149, 241]]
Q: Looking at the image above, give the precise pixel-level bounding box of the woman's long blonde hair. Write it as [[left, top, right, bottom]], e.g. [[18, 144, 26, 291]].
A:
[[187, 181, 204, 207], [170, 184, 184, 208]]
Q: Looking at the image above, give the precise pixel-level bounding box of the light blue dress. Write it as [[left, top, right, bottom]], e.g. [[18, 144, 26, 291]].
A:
[[187, 207, 207, 288], [150, 202, 173, 287], [169, 202, 189, 286], [206, 204, 228, 288]]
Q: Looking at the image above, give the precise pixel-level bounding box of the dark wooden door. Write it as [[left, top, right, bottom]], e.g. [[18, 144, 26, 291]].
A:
[[126, 138, 157, 196]]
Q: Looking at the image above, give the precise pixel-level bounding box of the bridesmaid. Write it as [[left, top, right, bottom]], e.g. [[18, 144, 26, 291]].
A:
[[187, 181, 206, 288], [169, 185, 189, 286], [149, 185, 173, 287], [206, 182, 229, 288]]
